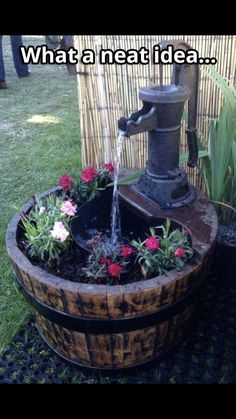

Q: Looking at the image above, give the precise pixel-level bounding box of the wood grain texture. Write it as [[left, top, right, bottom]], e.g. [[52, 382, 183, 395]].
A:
[[35, 304, 194, 369], [6, 187, 217, 369], [6, 187, 216, 319]]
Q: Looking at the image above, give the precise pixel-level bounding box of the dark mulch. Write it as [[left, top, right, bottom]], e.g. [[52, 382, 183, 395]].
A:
[[18, 239, 146, 285], [217, 222, 236, 247], [0, 273, 236, 384]]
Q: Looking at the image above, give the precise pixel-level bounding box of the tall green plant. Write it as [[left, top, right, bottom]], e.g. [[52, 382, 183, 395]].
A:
[[200, 66, 236, 224]]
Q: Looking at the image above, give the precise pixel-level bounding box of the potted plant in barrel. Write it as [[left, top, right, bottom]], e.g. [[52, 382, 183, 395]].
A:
[[6, 154, 216, 370]]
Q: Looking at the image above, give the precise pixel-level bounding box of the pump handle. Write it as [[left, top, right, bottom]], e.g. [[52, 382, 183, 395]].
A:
[[159, 40, 199, 168]]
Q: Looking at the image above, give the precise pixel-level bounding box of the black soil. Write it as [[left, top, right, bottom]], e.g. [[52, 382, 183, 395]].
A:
[[18, 232, 145, 285], [217, 221, 236, 247], [17, 188, 195, 285], [213, 222, 236, 286]]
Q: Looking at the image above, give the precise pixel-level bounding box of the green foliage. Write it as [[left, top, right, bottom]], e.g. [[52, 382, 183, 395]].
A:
[[200, 66, 236, 224], [82, 221, 193, 285], [109, 171, 142, 186], [84, 241, 130, 284], [132, 219, 193, 278], [84, 245, 108, 281], [22, 194, 72, 264]]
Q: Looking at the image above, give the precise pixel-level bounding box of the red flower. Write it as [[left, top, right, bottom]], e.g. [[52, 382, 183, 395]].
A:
[[81, 167, 98, 183], [100, 258, 111, 265], [121, 245, 133, 257], [108, 263, 122, 277], [59, 173, 74, 191], [145, 237, 159, 251], [174, 248, 186, 257], [104, 162, 115, 173]]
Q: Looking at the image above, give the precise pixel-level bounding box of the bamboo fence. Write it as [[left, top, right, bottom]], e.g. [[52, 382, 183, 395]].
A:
[[74, 35, 236, 189]]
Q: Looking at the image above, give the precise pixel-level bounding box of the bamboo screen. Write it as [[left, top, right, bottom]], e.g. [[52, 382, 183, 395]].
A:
[[74, 35, 236, 188]]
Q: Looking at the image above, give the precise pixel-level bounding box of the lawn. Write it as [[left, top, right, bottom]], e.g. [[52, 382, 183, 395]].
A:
[[0, 35, 81, 353]]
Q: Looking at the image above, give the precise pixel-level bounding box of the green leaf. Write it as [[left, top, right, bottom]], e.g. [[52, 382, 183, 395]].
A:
[[197, 67, 236, 222], [107, 171, 141, 186], [180, 149, 209, 163], [202, 65, 236, 110], [210, 200, 236, 214]]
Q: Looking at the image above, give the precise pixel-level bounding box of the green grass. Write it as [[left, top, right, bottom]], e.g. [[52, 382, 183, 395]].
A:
[[0, 35, 81, 353]]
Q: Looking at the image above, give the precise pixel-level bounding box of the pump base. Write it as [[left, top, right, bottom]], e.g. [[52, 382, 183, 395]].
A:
[[134, 169, 197, 209]]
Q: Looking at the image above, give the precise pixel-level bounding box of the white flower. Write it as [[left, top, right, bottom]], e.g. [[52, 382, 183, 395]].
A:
[[50, 221, 69, 242]]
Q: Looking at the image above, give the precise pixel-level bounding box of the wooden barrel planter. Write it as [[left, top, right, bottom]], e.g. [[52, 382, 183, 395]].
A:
[[6, 187, 218, 370]]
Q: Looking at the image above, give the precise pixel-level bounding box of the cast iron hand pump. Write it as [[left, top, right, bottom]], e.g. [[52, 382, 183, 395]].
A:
[[118, 40, 199, 209]]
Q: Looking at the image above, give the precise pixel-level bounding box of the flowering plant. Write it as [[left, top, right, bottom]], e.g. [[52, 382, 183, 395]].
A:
[[132, 218, 193, 278], [82, 219, 193, 284], [21, 194, 77, 264], [59, 163, 114, 204], [20, 159, 194, 284], [21, 162, 114, 268], [83, 241, 134, 284]]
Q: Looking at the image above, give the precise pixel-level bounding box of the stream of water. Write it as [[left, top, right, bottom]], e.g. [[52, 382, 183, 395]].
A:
[[160, 63, 163, 90], [110, 133, 124, 247], [102, 64, 163, 249]]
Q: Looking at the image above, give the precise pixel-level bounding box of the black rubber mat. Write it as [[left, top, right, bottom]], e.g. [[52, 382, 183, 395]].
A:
[[0, 275, 236, 383]]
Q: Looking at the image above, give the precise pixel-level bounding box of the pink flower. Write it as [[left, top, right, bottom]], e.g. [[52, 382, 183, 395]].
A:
[[61, 200, 77, 217], [50, 221, 69, 243], [81, 167, 98, 183], [121, 245, 133, 257], [100, 258, 111, 265], [39, 207, 46, 215], [104, 162, 115, 173], [108, 263, 122, 277], [174, 248, 186, 257], [145, 237, 159, 251], [59, 173, 74, 192]]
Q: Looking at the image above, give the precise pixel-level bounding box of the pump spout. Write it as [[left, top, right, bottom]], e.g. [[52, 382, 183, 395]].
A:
[[118, 103, 157, 137]]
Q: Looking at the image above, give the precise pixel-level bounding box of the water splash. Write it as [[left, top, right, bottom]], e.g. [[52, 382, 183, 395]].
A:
[[111, 133, 124, 247]]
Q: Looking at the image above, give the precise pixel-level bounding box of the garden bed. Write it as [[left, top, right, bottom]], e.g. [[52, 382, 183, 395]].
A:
[[6, 186, 217, 370], [16, 185, 196, 286]]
